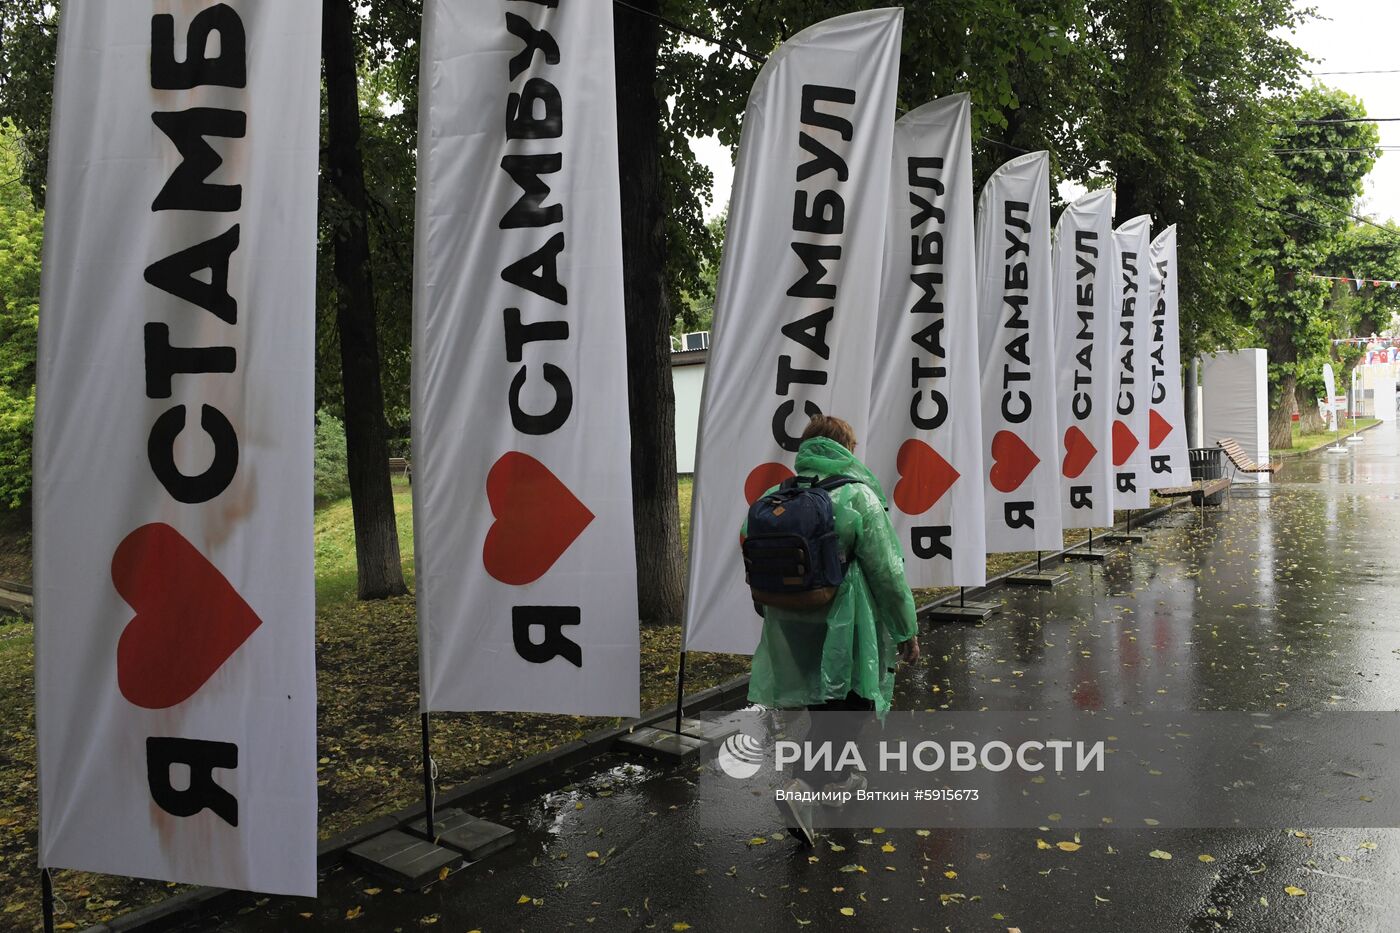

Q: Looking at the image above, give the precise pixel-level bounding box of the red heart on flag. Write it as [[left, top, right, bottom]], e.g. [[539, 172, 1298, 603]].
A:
[[113, 523, 262, 710], [1061, 426, 1097, 479], [893, 438, 960, 515], [1112, 420, 1139, 466], [744, 462, 796, 506], [1149, 409, 1174, 449], [989, 431, 1040, 493], [483, 452, 595, 586]]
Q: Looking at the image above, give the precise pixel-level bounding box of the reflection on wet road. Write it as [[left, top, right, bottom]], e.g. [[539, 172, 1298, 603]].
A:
[[203, 425, 1400, 933]]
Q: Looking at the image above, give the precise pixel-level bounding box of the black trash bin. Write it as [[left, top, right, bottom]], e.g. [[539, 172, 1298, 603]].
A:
[[1189, 447, 1224, 482]]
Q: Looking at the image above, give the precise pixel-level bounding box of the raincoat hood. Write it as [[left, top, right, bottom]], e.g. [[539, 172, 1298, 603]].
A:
[[793, 437, 889, 507]]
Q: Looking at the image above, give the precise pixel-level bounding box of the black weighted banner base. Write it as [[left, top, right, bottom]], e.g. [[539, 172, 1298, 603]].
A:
[[407, 810, 516, 861], [1003, 570, 1070, 588], [1102, 531, 1145, 544], [924, 602, 999, 622], [348, 829, 462, 889], [617, 725, 709, 762]]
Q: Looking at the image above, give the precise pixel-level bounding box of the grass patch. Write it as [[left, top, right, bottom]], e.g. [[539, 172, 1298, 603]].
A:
[[678, 474, 693, 556], [1270, 418, 1380, 457], [314, 478, 415, 604]]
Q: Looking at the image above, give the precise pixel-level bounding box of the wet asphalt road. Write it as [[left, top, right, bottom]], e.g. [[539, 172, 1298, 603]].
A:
[[196, 424, 1400, 933]]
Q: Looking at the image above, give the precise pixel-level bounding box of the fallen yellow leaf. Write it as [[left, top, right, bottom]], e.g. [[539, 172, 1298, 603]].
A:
[[839, 906, 855, 916], [517, 895, 532, 905], [881, 842, 895, 853], [346, 906, 363, 920], [673, 924, 692, 931], [1036, 838, 1053, 850], [748, 836, 768, 847], [1284, 885, 1306, 897], [1198, 854, 1215, 863], [1056, 842, 1081, 852], [1149, 849, 1172, 860]]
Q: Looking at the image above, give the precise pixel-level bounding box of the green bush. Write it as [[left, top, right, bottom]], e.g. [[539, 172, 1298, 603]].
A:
[[314, 409, 351, 502]]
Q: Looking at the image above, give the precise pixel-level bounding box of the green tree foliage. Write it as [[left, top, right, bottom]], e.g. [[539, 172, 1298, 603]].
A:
[[1253, 86, 1379, 443], [314, 409, 352, 502], [672, 212, 724, 339], [0, 123, 40, 508], [1092, 0, 1308, 358], [0, 0, 57, 205], [1324, 222, 1400, 340]]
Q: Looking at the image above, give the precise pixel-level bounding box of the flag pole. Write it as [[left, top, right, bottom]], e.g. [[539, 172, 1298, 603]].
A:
[[674, 650, 688, 735], [421, 713, 435, 839], [42, 868, 54, 933]]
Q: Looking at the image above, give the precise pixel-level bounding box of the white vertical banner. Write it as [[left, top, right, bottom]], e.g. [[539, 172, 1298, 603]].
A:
[[868, 94, 985, 587], [1111, 215, 1153, 510], [974, 152, 1062, 552], [1052, 190, 1115, 528], [34, 2, 321, 894], [1322, 362, 1339, 431], [683, 10, 903, 655], [413, 0, 639, 715], [1147, 225, 1192, 488]]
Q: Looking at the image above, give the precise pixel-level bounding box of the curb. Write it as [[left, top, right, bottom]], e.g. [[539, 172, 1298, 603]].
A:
[[80, 502, 1188, 932]]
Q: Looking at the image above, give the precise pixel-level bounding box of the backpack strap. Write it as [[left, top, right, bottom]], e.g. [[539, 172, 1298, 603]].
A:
[[814, 475, 859, 493]]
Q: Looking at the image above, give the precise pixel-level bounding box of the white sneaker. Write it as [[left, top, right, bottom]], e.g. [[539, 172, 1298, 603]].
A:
[[819, 772, 867, 806], [777, 779, 817, 846]]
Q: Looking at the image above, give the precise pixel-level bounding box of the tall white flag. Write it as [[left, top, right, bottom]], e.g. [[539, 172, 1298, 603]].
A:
[[868, 94, 985, 587], [35, 2, 321, 895], [975, 152, 1062, 552], [1053, 190, 1115, 528], [1147, 225, 1192, 488], [1111, 215, 1153, 510], [683, 9, 903, 655], [412, 0, 639, 715]]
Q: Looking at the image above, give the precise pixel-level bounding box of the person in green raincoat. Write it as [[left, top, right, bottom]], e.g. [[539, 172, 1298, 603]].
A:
[[743, 416, 919, 841], [746, 415, 920, 715]]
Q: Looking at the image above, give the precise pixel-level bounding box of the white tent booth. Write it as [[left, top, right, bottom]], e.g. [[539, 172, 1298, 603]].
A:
[[1201, 349, 1270, 483]]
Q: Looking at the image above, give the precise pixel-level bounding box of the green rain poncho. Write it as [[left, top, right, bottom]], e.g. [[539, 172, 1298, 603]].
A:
[[745, 437, 918, 715]]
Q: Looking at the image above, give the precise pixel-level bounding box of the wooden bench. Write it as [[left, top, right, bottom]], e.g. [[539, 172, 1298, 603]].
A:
[[1158, 444, 1230, 508], [1158, 476, 1230, 508], [388, 457, 411, 482], [1217, 437, 1280, 479]]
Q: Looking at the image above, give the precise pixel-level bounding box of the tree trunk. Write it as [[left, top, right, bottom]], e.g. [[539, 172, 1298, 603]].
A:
[[322, 0, 407, 600], [1268, 373, 1296, 450], [1295, 381, 1326, 434], [614, 0, 685, 627]]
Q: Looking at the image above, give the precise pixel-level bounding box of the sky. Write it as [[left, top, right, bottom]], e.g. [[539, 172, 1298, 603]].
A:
[[688, 0, 1400, 224]]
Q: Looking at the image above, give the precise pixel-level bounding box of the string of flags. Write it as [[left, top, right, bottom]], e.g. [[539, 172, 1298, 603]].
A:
[[1311, 273, 1400, 289]]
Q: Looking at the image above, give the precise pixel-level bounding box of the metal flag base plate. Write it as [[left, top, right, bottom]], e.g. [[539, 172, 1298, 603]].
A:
[[348, 829, 463, 889], [675, 716, 740, 745], [1004, 570, 1070, 588], [407, 810, 516, 861], [925, 602, 999, 622], [1103, 532, 1145, 544], [1062, 548, 1109, 562], [617, 725, 709, 762]]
